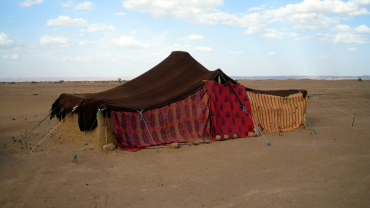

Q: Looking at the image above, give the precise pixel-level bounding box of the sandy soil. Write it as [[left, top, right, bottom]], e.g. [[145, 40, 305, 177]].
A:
[[0, 80, 369, 208]]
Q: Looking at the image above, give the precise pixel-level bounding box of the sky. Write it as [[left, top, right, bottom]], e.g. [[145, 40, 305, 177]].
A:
[[0, 0, 370, 79]]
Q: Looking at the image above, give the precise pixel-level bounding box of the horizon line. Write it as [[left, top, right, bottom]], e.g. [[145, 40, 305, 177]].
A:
[[1, 75, 369, 82]]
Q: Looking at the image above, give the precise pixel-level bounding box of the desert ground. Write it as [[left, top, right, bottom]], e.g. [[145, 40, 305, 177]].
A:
[[0, 79, 369, 208]]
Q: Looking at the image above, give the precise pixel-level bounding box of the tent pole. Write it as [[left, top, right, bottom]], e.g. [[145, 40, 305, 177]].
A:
[[219, 72, 271, 146], [219, 72, 243, 108]]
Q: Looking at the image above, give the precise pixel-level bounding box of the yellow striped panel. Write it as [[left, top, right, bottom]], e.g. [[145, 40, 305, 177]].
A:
[[246, 91, 308, 133]]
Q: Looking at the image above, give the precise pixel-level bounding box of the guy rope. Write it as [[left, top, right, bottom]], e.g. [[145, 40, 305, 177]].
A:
[[219, 72, 271, 146], [31, 105, 79, 153], [13, 108, 51, 142], [243, 105, 272, 146], [15, 94, 63, 142], [308, 93, 356, 126], [138, 109, 159, 152], [23, 109, 64, 148]]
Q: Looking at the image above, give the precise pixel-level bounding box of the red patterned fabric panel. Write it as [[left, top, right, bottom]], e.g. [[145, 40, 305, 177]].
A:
[[204, 80, 255, 140], [111, 87, 212, 151]]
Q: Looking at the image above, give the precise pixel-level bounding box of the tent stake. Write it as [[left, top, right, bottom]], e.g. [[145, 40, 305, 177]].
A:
[[352, 113, 356, 126]]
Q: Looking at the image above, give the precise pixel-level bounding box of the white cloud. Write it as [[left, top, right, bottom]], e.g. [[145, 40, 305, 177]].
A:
[[244, 27, 286, 39], [96, 53, 112, 58], [78, 37, 150, 49], [123, 0, 225, 17], [165, 44, 212, 52], [244, 27, 264, 34], [131, 30, 138, 34], [114, 12, 127, 16], [351, 0, 370, 6], [47, 16, 88, 27], [267, 0, 370, 29], [61, 1, 71, 7], [122, 0, 244, 25], [179, 35, 204, 40], [40, 35, 72, 47], [348, 47, 358, 51], [194, 46, 212, 51], [11, 54, 19, 59], [122, 0, 370, 33], [114, 36, 150, 48], [18, 0, 43, 7], [297, 32, 369, 44], [79, 40, 96, 46], [1, 54, 19, 60], [268, 52, 277, 56], [0, 33, 14, 46], [165, 44, 181, 51], [63, 56, 92, 61], [262, 28, 285, 39], [317, 33, 335, 41], [318, 52, 334, 59], [229, 51, 243, 54], [248, 7, 264, 12], [1, 55, 9, 59], [297, 33, 334, 42], [82, 23, 115, 32], [290, 32, 299, 37], [273, 13, 338, 30], [333, 24, 352, 31], [354, 25, 370, 33], [333, 32, 370, 44], [265, 0, 370, 17], [1, 54, 9, 60], [75, 2, 94, 10]]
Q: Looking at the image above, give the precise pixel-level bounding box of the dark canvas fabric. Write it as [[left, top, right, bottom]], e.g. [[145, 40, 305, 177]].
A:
[[245, 87, 307, 98], [204, 80, 255, 139], [52, 51, 220, 130], [51, 50, 306, 132], [111, 86, 212, 151]]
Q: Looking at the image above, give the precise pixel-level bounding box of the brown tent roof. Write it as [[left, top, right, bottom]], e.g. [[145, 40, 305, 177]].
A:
[[52, 51, 226, 130], [51, 51, 307, 131]]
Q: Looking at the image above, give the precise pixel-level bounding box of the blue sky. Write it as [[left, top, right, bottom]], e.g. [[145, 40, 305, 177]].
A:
[[0, 0, 369, 78]]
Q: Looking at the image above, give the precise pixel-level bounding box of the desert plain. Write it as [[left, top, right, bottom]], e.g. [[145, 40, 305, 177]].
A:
[[0, 79, 369, 207]]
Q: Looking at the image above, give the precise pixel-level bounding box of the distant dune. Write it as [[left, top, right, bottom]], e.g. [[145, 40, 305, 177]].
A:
[[0, 76, 135, 82], [232, 75, 370, 80], [1, 75, 369, 82]]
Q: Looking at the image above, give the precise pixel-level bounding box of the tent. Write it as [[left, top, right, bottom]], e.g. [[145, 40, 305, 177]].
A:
[[52, 51, 307, 151], [246, 89, 308, 133]]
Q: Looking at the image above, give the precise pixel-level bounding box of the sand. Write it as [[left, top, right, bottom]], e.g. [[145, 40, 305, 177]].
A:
[[0, 80, 369, 208]]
